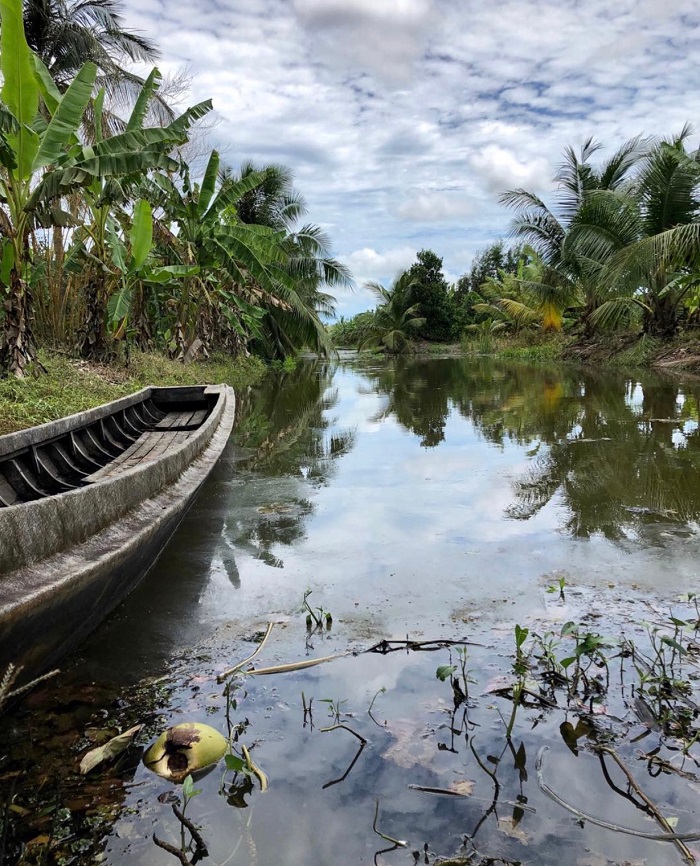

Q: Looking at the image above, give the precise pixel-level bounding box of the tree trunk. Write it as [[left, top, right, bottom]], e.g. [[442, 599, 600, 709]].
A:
[[78, 273, 107, 359], [0, 269, 34, 378], [643, 294, 678, 340]]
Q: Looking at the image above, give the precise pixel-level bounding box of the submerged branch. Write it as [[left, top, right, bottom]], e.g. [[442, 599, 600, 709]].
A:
[[536, 746, 700, 847]]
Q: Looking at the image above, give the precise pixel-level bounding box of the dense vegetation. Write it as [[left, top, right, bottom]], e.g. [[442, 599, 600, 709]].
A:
[[4, 0, 700, 380], [0, 0, 350, 379], [332, 133, 700, 357]]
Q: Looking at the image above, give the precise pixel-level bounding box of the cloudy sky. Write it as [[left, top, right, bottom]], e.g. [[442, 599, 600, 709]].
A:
[[122, 0, 700, 317]]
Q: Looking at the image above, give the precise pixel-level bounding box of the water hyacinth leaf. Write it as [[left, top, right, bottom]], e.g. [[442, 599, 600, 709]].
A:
[[436, 665, 457, 682], [79, 724, 142, 775], [143, 722, 227, 782], [560, 621, 577, 637], [225, 754, 246, 773], [182, 774, 201, 801], [660, 636, 687, 655]]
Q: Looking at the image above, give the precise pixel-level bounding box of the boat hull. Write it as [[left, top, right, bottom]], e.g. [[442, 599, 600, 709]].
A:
[[0, 384, 235, 688]]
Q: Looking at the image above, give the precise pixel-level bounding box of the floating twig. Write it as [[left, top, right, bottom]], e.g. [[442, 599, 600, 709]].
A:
[[365, 638, 483, 655], [247, 652, 350, 676], [408, 784, 471, 798], [536, 746, 700, 845], [373, 799, 408, 847], [217, 623, 274, 683], [319, 723, 367, 744]]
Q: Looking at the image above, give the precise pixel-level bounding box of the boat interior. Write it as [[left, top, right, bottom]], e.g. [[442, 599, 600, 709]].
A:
[[0, 392, 216, 508]]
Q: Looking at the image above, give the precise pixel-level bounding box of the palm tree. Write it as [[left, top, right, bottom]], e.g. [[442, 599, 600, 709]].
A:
[[471, 246, 576, 333], [21, 0, 171, 129], [226, 160, 351, 359], [572, 128, 700, 337], [500, 136, 647, 333], [359, 273, 426, 354]]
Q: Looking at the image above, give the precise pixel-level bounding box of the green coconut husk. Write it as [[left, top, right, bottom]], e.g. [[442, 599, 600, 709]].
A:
[[143, 722, 227, 782]]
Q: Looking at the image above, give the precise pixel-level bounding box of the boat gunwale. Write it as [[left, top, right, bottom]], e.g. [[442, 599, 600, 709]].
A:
[[0, 384, 232, 576], [0, 385, 211, 460]]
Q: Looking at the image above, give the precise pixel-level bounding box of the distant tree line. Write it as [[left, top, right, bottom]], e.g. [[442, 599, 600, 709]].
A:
[[332, 131, 700, 353]]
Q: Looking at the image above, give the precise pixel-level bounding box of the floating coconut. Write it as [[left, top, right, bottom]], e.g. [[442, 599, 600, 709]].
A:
[[143, 722, 227, 782]]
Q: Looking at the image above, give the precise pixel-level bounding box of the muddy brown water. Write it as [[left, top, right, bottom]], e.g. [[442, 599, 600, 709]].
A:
[[3, 355, 700, 865]]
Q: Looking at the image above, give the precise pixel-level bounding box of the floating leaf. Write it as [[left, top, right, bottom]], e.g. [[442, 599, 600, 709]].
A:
[[449, 779, 475, 796], [79, 724, 142, 775]]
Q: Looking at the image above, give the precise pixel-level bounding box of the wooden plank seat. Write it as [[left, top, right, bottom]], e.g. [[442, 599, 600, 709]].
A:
[[153, 409, 208, 430], [85, 430, 194, 482]]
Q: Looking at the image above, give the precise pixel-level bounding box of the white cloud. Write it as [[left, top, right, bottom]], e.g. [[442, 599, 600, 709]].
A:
[[292, 0, 433, 82], [396, 190, 474, 221], [120, 0, 700, 316], [469, 145, 552, 194]]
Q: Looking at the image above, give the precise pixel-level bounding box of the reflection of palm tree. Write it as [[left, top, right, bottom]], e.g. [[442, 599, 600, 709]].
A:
[[356, 355, 700, 540], [507, 372, 700, 540], [231, 361, 357, 565]]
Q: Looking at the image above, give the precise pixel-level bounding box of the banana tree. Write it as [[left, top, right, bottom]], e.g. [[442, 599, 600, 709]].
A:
[[0, 0, 211, 375], [153, 151, 290, 357], [68, 69, 211, 358], [0, 0, 96, 375], [106, 199, 198, 350]]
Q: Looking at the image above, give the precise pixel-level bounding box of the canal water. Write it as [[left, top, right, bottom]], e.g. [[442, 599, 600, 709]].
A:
[[4, 356, 700, 866]]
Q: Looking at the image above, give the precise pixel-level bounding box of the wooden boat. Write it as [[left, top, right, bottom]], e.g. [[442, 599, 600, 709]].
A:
[[0, 384, 235, 688]]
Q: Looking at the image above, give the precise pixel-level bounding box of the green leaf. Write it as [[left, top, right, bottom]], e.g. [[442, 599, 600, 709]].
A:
[[33, 62, 96, 169], [130, 199, 152, 272], [559, 657, 576, 669], [0, 0, 39, 177], [107, 284, 132, 326], [93, 88, 105, 143], [560, 622, 577, 637], [126, 68, 161, 132], [224, 754, 246, 773], [514, 625, 529, 649], [94, 100, 212, 157], [660, 636, 687, 655], [107, 219, 126, 272], [436, 665, 458, 682], [197, 149, 220, 219], [31, 55, 61, 114], [143, 264, 200, 283], [26, 150, 180, 208], [182, 774, 201, 799]]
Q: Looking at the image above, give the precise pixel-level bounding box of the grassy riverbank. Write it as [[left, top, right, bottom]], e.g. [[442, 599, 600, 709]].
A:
[[0, 351, 267, 435]]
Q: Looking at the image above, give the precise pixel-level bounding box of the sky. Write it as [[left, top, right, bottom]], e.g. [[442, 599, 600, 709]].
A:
[[121, 0, 700, 318]]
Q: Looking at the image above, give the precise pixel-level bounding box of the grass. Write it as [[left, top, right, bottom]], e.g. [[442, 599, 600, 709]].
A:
[[461, 332, 566, 362], [0, 350, 267, 435]]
